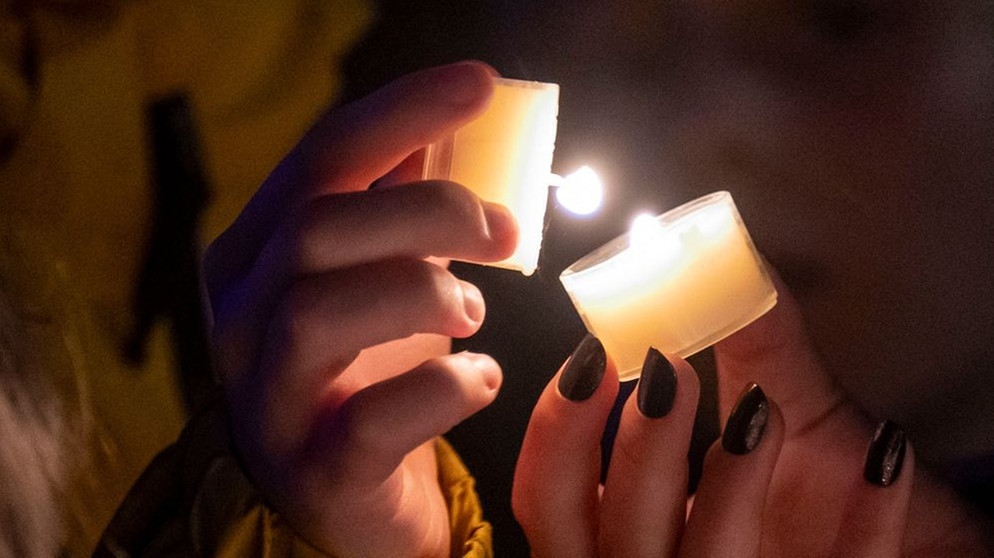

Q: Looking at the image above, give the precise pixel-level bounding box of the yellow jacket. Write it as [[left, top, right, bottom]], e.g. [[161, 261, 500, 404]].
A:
[[2, 1, 490, 554], [94, 401, 492, 557]]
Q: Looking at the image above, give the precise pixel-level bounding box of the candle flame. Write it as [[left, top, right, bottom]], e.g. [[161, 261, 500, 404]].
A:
[[555, 166, 603, 216], [629, 213, 663, 249], [630, 212, 683, 263]]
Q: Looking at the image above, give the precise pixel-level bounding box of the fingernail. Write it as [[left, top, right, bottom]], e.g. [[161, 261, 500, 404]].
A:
[[722, 382, 769, 455], [637, 348, 677, 418], [482, 202, 517, 243], [460, 281, 485, 324], [558, 334, 606, 402], [864, 420, 907, 487]]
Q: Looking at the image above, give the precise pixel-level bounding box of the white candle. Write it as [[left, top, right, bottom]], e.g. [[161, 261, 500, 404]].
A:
[[423, 77, 559, 275], [560, 191, 777, 381]]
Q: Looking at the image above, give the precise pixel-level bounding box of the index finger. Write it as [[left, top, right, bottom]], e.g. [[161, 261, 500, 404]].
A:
[[207, 61, 497, 290], [513, 335, 619, 558]]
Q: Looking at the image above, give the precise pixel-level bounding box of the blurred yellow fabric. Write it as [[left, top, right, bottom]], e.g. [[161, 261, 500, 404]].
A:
[[95, 400, 492, 557], [1, 0, 371, 553]]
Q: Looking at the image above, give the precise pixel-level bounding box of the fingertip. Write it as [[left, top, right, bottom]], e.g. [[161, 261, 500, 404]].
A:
[[597, 351, 700, 557], [635, 349, 678, 419], [458, 280, 486, 327], [426, 60, 497, 113], [682, 389, 783, 557], [863, 420, 909, 488], [557, 335, 609, 403], [721, 383, 771, 455], [514, 337, 616, 558], [632, 350, 700, 423], [482, 202, 519, 259], [832, 421, 916, 557], [456, 350, 503, 395], [465, 59, 501, 78]]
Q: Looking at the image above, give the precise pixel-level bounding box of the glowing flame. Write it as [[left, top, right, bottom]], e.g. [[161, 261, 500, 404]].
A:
[[630, 212, 682, 261], [629, 213, 663, 249], [555, 166, 603, 216]]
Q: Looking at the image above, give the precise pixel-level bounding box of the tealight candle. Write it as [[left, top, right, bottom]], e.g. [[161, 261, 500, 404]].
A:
[[423, 77, 559, 275], [559, 191, 777, 381]]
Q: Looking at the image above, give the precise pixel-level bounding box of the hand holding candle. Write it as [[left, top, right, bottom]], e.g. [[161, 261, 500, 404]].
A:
[[560, 191, 777, 380]]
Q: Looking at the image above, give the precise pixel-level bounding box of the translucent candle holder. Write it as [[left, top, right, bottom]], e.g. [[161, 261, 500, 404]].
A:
[[423, 77, 559, 276], [560, 191, 777, 381]]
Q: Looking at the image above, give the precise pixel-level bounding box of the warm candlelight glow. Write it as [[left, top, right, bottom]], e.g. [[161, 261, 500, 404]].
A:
[[560, 191, 777, 380], [423, 77, 559, 275], [555, 166, 603, 216], [629, 213, 665, 250]]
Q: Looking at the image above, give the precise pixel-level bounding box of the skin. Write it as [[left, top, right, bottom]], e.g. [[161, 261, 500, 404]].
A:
[[204, 62, 518, 557], [515, 272, 988, 556], [207, 62, 991, 555]]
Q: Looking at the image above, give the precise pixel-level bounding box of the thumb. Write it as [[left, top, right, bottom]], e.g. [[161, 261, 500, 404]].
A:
[[714, 265, 852, 435]]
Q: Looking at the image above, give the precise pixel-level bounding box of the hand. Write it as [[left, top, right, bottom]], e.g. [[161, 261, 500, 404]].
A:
[[203, 61, 517, 557], [513, 270, 990, 556], [712, 271, 988, 555]]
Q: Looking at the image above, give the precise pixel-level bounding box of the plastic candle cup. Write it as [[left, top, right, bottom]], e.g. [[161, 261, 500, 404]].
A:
[[559, 191, 777, 381], [423, 77, 559, 275]]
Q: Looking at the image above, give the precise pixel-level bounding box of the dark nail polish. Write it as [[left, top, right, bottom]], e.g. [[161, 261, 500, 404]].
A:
[[864, 420, 907, 487], [637, 348, 677, 418], [722, 382, 769, 455], [558, 334, 606, 402]]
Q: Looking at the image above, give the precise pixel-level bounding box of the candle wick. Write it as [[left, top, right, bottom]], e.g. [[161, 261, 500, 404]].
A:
[[548, 173, 566, 188]]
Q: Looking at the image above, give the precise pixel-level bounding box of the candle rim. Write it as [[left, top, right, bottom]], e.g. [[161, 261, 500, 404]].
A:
[[560, 191, 734, 279], [492, 76, 560, 92]]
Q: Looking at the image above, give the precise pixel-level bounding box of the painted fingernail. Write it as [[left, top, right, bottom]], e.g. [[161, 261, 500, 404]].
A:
[[558, 334, 606, 402], [722, 382, 769, 455], [637, 348, 677, 418], [864, 420, 907, 487]]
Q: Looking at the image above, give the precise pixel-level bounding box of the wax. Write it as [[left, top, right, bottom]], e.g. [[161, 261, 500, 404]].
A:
[[423, 78, 559, 275], [560, 192, 777, 381]]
